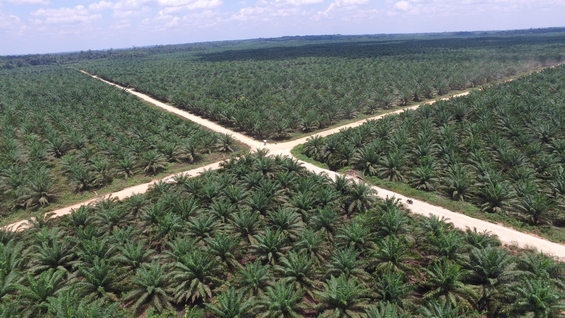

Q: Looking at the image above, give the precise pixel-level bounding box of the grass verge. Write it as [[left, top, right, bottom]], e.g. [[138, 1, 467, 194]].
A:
[[290, 144, 329, 170]]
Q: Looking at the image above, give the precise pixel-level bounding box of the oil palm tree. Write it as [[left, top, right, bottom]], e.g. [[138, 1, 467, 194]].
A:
[[171, 249, 224, 303], [223, 184, 248, 207], [274, 251, 319, 296], [325, 247, 369, 281], [364, 302, 410, 318], [251, 228, 289, 265], [112, 241, 155, 270], [117, 153, 136, 180], [214, 133, 235, 153], [372, 204, 410, 237], [419, 298, 477, 318], [205, 287, 257, 318], [478, 180, 515, 214], [510, 278, 565, 318], [422, 259, 477, 309], [67, 163, 96, 192], [516, 192, 555, 225], [71, 257, 121, 302], [346, 182, 377, 215], [377, 149, 407, 182], [267, 207, 305, 240], [227, 209, 263, 244], [465, 246, 523, 313], [336, 221, 372, 252], [72, 235, 116, 268], [47, 290, 126, 318], [294, 229, 329, 265], [17, 165, 57, 208], [463, 228, 500, 249], [302, 135, 325, 161], [151, 211, 184, 247], [371, 234, 418, 274], [122, 193, 148, 220], [352, 146, 380, 176], [122, 261, 173, 314], [233, 260, 272, 297], [374, 268, 413, 307], [164, 235, 199, 262], [246, 190, 273, 215], [426, 231, 464, 261], [174, 197, 201, 219], [310, 207, 340, 241], [0, 269, 18, 300], [517, 253, 565, 289], [15, 269, 67, 318], [256, 281, 305, 318], [205, 233, 242, 270], [410, 164, 439, 191], [141, 150, 167, 175], [315, 274, 372, 317], [187, 214, 220, 242], [93, 205, 128, 234], [442, 163, 474, 202], [26, 237, 75, 274]]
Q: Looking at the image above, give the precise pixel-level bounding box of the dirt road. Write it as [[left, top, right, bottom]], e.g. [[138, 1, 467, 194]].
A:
[[6, 161, 222, 232], [8, 70, 565, 260]]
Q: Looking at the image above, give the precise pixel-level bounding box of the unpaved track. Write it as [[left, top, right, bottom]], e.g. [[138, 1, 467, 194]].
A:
[[5, 161, 222, 232], [299, 162, 565, 259], [8, 70, 565, 260], [78, 71, 264, 149]]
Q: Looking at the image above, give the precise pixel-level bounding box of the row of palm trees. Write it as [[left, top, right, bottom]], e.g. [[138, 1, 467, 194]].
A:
[[1, 151, 563, 317], [0, 66, 236, 213], [303, 65, 565, 228], [80, 34, 565, 139]]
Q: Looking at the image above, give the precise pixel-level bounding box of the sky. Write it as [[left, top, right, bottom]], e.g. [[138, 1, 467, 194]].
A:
[[1, 0, 564, 55]]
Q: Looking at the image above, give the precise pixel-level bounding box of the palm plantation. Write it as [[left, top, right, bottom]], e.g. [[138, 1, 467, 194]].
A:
[[2, 30, 565, 318], [0, 153, 563, 317], [302, 65, 565, 235]]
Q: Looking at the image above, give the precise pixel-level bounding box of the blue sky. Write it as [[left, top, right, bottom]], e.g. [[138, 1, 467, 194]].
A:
[[1, 0, 564, 55]]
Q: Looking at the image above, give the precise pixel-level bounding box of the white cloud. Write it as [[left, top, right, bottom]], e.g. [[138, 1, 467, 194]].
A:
[[394, 1, 411, 11], [110, 21, 131, 29], [157, 0, 222, 7], [282, 0, 324, 5], [231, 6, 268, 21], [112, 0, 152, 18], [180, 9, 222, 27], [113, 0, 152, 11], [314, 0, 367, 18], [7, 0, 50, 5], [31, 5, 102, 24], [164, 15, 180, 26], [0, 13, 21, 28], [159, 0, 221, 15], [335, 0, 367, 5], [89, 1, 115, 11]]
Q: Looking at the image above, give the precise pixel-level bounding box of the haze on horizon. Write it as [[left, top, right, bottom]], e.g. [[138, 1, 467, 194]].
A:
[[1, 0, 564, 56]]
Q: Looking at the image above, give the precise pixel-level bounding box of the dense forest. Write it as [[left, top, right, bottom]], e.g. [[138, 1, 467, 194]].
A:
[[302, 65, 565, 232], [0, 66, 238, 216], [79, 31, 565, 140], [1, 153, 564, 317]]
